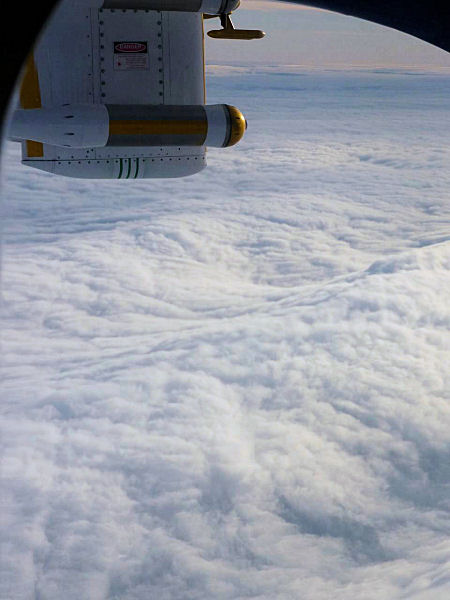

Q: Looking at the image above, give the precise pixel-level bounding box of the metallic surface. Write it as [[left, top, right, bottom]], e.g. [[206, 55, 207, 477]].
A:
[[223, 105, 246, 147], [10, 104, 110, 148], [107, 104, 208, 146], [101, 0, 239, 13], [103, 0, 202, 9]]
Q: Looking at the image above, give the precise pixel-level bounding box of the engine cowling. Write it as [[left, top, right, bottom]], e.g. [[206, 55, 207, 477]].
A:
[[10, 103, 246, 149]]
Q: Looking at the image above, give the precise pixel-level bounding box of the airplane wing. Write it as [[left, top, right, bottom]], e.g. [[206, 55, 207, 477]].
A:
[[10, 0, 250, 178]]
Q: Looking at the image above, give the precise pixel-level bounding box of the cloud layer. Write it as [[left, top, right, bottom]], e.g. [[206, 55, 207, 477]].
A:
[[1, 69, 450, 599]]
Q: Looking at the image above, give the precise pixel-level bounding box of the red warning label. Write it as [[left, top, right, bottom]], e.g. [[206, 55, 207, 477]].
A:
[[113, 41, 149, 70]]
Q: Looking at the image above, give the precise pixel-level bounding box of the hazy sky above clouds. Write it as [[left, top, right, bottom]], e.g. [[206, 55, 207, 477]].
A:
[[205, 0, 450, 69]]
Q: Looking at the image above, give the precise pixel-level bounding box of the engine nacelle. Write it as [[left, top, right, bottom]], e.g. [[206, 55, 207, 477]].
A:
[[10, 104, 246, 149], [9, 105, 110, 149]]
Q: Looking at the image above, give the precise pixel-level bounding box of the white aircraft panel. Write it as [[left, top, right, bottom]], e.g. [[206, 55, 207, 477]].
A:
[[162, 12, 205, 104], [32, 1, 95, 161], [97, 9, 162, 105], [34, 3, 94, 106]]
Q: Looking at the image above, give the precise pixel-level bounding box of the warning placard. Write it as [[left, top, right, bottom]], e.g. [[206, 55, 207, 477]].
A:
[[113, 41, 149, 71]]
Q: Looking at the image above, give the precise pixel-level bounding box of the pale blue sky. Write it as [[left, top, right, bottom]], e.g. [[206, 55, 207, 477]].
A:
[[205, 0, 450, 69]]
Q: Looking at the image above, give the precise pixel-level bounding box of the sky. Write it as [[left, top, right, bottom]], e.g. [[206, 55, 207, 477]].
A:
[[1, 2, 450, 599], [204, 0, 450, 69]]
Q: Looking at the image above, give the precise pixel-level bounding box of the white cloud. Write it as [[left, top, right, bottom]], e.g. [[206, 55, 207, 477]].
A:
[[1, 70, 450, 599]]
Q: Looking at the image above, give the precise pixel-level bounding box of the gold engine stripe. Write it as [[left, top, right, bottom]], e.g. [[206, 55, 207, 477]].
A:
[[20, 54, 43, 158], [109, 120, 208, 136]]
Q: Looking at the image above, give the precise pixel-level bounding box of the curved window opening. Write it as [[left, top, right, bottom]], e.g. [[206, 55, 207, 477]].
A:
[[1, 3, 450, 599]]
